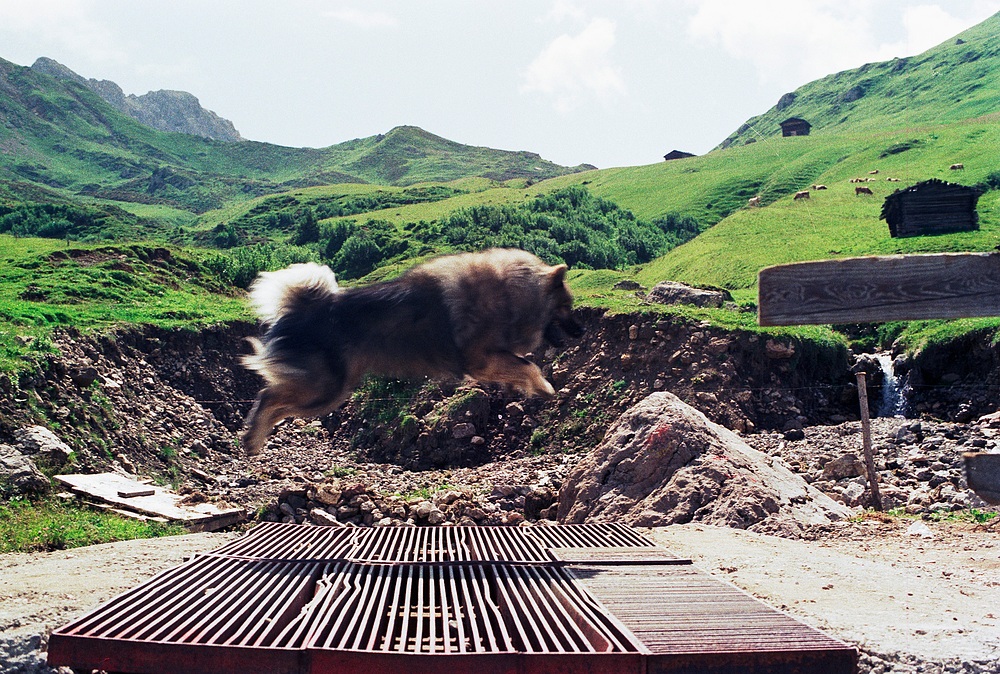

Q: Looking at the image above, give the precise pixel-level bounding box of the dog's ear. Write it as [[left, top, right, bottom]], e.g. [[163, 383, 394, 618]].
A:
[[548, 264, 568, 286]]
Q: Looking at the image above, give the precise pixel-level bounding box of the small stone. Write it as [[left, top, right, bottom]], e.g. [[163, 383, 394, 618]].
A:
[[309, 508, 343, 526], [452, 423, 476, 439]]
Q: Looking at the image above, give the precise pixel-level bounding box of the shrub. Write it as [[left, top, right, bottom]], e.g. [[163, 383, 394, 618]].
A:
[[205, 243, 316, 289]]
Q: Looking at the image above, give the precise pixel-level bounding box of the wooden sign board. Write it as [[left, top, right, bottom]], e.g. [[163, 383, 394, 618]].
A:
[[758, 252, 1000, 326]]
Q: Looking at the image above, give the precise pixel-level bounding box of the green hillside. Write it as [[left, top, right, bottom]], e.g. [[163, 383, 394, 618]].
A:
[[719, 12, 1000, 148], [0, 57, 589, 218], [2, 11, 1000, 366]]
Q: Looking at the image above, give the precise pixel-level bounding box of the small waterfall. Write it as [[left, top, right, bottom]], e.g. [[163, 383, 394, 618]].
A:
[[875, 353, 908, 418]]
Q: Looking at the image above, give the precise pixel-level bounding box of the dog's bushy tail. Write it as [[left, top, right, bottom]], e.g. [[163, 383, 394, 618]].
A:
[[243, 263, 339, 385], [247, 262, 339, 325]]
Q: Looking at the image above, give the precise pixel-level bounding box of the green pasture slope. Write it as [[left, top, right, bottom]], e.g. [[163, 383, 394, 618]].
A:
[[2, 12, 1000, 364], [0, 236, 250, 372]]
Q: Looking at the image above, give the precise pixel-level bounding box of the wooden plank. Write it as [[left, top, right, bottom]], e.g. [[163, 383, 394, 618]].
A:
[[758, 252, 1000, 326], [55, 473, 245, 532]]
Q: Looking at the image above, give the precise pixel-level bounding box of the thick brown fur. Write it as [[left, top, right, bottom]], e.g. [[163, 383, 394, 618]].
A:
[[241, 249, 583, 455]]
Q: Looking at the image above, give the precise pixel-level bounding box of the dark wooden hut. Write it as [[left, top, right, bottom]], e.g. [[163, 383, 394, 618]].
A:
[[779, 117, 811, 137], [880, 179, 982, 238], [663, 150, 695, 161]]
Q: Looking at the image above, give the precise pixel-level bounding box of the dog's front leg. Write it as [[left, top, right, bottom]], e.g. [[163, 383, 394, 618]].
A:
[[467, 351, 555, 398]]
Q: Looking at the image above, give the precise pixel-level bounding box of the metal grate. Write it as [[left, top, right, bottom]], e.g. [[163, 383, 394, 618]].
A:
[[48, 523, 857, 674]]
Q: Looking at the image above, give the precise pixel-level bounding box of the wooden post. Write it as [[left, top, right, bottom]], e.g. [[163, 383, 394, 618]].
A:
[[855, 372, 883, 511]]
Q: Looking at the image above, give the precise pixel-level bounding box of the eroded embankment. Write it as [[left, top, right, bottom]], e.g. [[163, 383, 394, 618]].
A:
[[0, 309, 866, 485]]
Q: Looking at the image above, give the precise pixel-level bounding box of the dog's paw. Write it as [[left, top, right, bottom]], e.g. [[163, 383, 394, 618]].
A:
[[240, 431, 264, 456], [533, 378, 556, 398]]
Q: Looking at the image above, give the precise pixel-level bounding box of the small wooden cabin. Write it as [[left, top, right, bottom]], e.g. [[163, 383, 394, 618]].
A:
[[663, 150, 695, 161], [880, 179, 982, 238], [779, 117, 811, 137]]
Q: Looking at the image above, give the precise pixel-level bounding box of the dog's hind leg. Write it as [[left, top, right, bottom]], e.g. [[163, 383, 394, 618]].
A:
[[242, 375, 355, 455], [242, 387, 297, 456], [467, 351, 556, 398]]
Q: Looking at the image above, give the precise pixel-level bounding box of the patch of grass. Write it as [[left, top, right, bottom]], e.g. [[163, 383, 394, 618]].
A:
[[0, 236, 251, 373], [399, 484, 453, 502], [860, 506, 998, 525], [0, 496, 184, 553], [926, 508, 998, 524], [325, 465, 356, 479]]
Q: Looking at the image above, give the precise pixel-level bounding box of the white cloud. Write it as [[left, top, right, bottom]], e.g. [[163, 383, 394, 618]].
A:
[[873, 5, 971, 59], [684, 1, 998, 87], [324, 7, 398, 29], [0, 0, 125, 65], [685, 0, 874, 85], [540, 0, 588, 24], [521, 16, 626, 113]]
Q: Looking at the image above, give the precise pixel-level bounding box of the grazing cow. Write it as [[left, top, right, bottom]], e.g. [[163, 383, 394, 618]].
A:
[[748, 196, 762, 207], [869, 169, 879, 174], [886, 177, 900, 182], [950, 163, 964, 170], [811, 184, 827, 190], [793, 190, 810, 200], [855, 186, 873, 195]]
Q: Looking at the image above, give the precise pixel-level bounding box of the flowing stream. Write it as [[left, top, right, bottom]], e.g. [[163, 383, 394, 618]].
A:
[[875, 353, 908, 418]]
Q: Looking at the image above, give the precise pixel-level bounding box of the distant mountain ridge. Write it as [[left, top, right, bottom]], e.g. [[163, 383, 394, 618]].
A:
[[30, 57, 244, 142], [720, 11, 1000, 148], [0, 56, 592, 213]]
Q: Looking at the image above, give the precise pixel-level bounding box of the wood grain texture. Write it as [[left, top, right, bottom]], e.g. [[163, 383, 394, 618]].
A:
[[758, 252, 1000, 326]]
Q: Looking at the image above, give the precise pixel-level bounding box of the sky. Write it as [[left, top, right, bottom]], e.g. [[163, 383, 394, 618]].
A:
[[1, 0, 999, 169]]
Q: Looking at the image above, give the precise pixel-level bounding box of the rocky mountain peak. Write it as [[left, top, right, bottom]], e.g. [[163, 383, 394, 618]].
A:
[[30, 57, 244, 143]]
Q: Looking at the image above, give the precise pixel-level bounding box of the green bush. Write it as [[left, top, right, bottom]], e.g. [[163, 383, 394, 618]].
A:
[[431, 186, 694, 269], [205, 243, 317, 289]]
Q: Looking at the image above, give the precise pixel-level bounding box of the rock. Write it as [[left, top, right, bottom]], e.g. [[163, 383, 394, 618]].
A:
[[311, 482, 343, 506], [524, 486, 556, 520], [765, 339, 796, 360], [557, 393, 852, 529], [69, 366, 100, 387], [822, 454, 864, 480], [647, 281, 732, 308], [841, 482, 866, 507], [414, 500, 434, 518], [309, 508, 343, 526], [427, 508, 446, 524], [613, 280, 644, 291], [15, 426, 72, 466], [783, 428, 805, 441], [452, 423, 476, 439], [0, 444, 51, 496]]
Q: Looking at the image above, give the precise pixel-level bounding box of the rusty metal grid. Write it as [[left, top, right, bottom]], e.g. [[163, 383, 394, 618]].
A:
[[48, 523, 857, 674]]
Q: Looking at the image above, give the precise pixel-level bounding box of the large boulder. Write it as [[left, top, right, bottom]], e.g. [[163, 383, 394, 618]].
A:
[[647, 281, 732, 308], [557, 393, 853, 531], [0, 444, 51, 497], [16, 426, 72, 468]]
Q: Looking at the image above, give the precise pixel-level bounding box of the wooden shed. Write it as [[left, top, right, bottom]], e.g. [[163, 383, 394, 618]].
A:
[[779, 117, 811, 137], [663, 150, 695, 161], [880, 179, 982, 238]]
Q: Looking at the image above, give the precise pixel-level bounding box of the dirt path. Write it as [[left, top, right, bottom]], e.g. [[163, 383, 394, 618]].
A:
[[2, 521, 998, 673], [647, 521, 1000, 669]]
